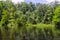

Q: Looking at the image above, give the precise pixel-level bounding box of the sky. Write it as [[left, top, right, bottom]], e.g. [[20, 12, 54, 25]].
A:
[[11, 0, 60, 4], [25, 0, 48, 4], [12, 0, 24, 3]]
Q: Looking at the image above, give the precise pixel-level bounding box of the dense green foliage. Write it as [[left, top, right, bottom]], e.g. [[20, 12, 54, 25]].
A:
[[0, 1, 60, 40]]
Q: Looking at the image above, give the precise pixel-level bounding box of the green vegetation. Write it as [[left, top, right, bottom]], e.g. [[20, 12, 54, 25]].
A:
[[0, 1, 60, 40]]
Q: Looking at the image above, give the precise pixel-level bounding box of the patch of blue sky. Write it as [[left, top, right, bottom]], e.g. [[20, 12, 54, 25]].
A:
[[25, 0, 48, 4]]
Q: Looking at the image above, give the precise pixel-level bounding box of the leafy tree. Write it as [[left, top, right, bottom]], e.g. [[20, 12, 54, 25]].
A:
[[53, 6, 60, 29], [16, 2, 29, 14], [0, 1, 60, 40], [28, 2, 36, 12]]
